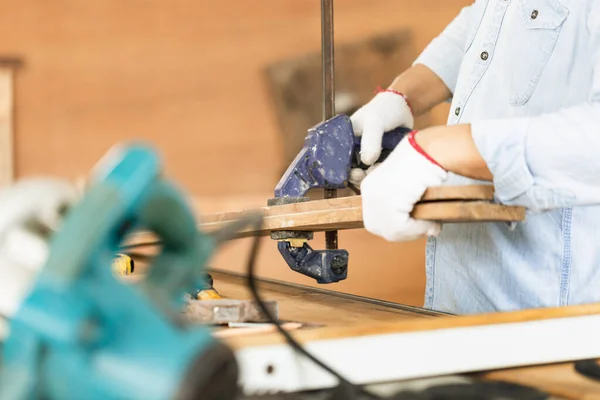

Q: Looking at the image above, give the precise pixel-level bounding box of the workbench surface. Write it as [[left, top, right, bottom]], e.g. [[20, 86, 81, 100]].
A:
[[209, 271, 600, 399], [210, 269, 443, 330]]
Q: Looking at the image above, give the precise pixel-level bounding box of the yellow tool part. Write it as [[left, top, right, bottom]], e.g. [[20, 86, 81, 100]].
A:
[[192, 273, 223, 300], [112, 253, 134, 276], [195, 289, 222, 300], [280, 238, 308, 248]]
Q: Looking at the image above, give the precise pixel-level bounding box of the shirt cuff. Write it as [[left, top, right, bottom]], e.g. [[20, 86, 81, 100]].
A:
[[470, 118, 535, 202], [413, 37, 464, 95]]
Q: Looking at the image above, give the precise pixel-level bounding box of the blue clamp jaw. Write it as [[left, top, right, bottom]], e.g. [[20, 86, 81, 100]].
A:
[[270, 115, 411, 284]]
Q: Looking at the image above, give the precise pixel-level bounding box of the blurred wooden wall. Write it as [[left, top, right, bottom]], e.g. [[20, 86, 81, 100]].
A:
[[0, 0, 472, 306]]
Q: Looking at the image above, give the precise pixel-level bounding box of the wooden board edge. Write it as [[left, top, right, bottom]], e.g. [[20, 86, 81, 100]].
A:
[[200, 185, 497, 223], [232, 307, 600, 395], [123, 201, 525, 247], [411, 202, 526, 222], [420, 185, 494, 202], [223, 303, 600, 349]]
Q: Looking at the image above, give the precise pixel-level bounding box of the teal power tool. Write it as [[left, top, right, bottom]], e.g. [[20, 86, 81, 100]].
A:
[[0, 144, 240, 399]]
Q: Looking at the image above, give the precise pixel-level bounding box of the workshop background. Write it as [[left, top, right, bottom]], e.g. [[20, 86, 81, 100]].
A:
[[0, 0, 472, 306]]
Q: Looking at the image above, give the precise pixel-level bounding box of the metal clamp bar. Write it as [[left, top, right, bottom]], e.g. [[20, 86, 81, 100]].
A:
[[321, 0, 338, 251]]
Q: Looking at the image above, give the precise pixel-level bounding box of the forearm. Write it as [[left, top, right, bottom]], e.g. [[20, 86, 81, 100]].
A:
[[415, 124, 491, 181], [413, 102, 600, 211], [388, 64, 452, 117]]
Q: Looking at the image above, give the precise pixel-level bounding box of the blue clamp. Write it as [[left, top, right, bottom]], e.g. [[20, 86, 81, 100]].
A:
[[270, 115, 411, 284]]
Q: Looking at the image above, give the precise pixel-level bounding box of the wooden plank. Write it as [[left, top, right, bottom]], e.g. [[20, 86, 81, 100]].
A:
[[420, 184, 495, 202], [207, 270, 440, 329], [196, 185, 521, 238], [200, 185, 497, 224], [121, 270, 441, 328], [411, 201, 524, 223], [124, 185, 521, 246], [198, 201, 522, 239]]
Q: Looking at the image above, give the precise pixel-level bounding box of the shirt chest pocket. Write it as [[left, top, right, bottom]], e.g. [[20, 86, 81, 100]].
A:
[[507, 0, 569, 106]]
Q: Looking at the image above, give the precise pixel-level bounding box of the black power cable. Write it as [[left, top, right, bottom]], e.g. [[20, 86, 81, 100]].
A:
[[244, 217, 382, 400]]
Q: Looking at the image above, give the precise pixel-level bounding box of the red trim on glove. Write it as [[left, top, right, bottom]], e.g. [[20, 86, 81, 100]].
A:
[[407, 130, 446, 171], [375, 86, 414, 115]]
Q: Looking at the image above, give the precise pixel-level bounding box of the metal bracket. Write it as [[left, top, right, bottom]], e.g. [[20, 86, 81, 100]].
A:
[[276, 240, 348, 284]]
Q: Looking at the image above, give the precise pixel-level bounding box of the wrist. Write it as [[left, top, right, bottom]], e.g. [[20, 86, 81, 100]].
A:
[[376, 87, 413, 116], [407, 131, 445, 171]]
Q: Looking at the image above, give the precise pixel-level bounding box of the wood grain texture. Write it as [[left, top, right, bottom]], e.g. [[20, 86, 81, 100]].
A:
[[123, 186, 520, 247], [419, 184, 495, 202], [124, 186, 522, 246], [207, 270, 441, 329], [120, 269, 442, 327], [198, 185, 521, 238], [197, 201, 523, 239], [199, 185, 501, 222], [411, 202, 525, 223]]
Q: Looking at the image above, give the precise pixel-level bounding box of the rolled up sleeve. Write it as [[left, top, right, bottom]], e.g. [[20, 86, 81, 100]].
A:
[[472, 103, 600, 211], [471, 116, 581, 211]]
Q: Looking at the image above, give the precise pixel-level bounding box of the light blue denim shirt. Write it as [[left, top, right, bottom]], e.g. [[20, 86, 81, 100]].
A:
[[413, 0, 600, 314]]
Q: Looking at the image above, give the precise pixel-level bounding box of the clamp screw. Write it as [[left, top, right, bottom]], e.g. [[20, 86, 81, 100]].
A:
[[331, 255, 347, 275]]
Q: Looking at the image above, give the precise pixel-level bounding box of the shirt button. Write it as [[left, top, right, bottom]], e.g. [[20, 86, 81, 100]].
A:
[[531, 10, 538, 19], [454, 107, 461, 116], [480, 51, 489, 61]]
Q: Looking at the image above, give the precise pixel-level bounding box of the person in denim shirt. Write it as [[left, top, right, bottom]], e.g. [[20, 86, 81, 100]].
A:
[[349, 1, 600, 315]]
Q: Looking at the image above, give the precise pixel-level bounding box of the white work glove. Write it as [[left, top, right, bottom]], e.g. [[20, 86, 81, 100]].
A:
[[349, 89, 414, 188], [0, 178, 79, 320], [361, 131, 448, 242]]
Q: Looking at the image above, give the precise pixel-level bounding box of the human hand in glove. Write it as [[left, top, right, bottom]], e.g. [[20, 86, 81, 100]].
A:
[[349, 89, 414, 188], [361, 125, 493, 242], [361, 130, 447, 241]]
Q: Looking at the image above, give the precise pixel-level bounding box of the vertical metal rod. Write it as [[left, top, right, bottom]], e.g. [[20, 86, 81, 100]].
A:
[[321, 0, 338, 250], [321, 0, 335, 120]]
